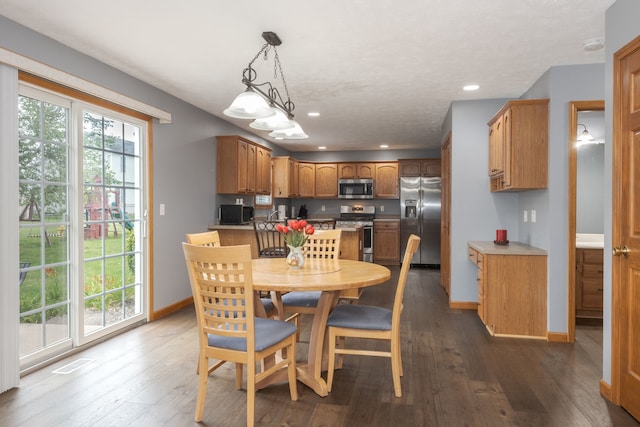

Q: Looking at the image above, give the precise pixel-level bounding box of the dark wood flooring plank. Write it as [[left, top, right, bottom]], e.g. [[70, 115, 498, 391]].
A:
[[0, 266, 638, 426]]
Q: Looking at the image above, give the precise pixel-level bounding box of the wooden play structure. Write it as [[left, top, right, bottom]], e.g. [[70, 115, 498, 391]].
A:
[[84, 184, 132, 239]]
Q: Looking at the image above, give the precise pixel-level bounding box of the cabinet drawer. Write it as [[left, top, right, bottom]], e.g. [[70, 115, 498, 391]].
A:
[[583, 249, 603, 265], [582, 264, 604, 279], [467, 247, 479, 266], [582, 278, 604, 309], [375, 221, 399, 230]]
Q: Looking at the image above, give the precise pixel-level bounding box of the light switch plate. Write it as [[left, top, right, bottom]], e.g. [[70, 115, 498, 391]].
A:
[[523, 210, 528, 222], [531, 209, 536, 223]]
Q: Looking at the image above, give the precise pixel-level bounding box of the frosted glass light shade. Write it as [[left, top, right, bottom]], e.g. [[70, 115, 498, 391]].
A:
[[223, 88, 275, 119], [269, 121, 309, 139], [250, 107, 295, 130]]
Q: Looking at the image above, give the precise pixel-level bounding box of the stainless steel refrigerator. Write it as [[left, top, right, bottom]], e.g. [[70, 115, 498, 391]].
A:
[[400, 176, 441, 266]]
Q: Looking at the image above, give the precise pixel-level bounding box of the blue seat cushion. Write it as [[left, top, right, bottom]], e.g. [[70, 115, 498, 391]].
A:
[[326, 304, 392, 331], [261, 297, 274, 313], [208, 318, 297, 352], [281, 291, 321, 308]]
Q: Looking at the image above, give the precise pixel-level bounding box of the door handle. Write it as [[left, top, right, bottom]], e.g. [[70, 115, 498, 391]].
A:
[[612, 246, 630, 257]]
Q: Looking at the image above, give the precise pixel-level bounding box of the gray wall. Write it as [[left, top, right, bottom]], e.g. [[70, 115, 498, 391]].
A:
[[447, 98, 518, 303], [576, 111, 605, 234], [520, 64, 605, 332]]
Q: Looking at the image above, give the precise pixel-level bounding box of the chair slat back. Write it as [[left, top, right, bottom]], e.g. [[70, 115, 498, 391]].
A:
[[182, 243, 255, 347], [392, 234, 421, 325], [185, 231, 221, 247], [303, 229, 342, 259], [253, 221, 288, 258]]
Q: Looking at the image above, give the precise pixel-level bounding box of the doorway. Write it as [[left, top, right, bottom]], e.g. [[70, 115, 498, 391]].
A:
[[568, 101, 604, 343]]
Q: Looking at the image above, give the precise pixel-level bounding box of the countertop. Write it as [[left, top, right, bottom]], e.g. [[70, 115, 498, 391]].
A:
[[576, 233, 604, 249], [468, 241, 547, 256], [209, 223, 363, 232]]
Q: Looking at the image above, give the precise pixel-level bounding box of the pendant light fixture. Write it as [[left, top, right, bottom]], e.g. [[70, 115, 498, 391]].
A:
[[224, 32, 306, 139]]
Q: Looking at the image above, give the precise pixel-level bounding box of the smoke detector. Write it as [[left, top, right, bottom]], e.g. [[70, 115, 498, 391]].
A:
[[583, 38, 604, 52]]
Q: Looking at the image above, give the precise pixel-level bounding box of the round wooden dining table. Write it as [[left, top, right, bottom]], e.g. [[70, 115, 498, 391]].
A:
[[251, 258, 391, 397]]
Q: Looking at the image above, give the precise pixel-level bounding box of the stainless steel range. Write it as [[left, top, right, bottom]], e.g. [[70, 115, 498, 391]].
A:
[[335, 205, 375, 262]]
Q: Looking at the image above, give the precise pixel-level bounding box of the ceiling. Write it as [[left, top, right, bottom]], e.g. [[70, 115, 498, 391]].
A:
[[0, 0, 614, 152]]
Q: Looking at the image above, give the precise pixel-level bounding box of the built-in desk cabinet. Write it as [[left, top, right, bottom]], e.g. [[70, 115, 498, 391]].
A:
[[467, 241, 547, 339], [575, 248, 604, 318]]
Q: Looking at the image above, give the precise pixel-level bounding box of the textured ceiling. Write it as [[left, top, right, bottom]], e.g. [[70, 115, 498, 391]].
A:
[[0, 0, 614, 152]]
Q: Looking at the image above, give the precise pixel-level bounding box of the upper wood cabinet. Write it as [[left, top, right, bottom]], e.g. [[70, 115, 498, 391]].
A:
[[315, 163, 338, 198], [216, 135, 272, 195], [272, 156, 299, 198], [398, 159, 441, 177], [487, 99, 549, 192], [338, 163, 375, 179], [255, 145, 272, 195], [298, 162, 315, 198], [374, 162, 399, 198]]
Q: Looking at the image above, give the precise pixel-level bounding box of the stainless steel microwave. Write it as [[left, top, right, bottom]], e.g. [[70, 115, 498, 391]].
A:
[[338, 178, 374, 199]]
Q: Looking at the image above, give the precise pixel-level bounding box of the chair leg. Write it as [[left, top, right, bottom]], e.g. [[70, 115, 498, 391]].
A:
[[391, 338, 402, 397], [247, 359, 256, 427], [287, 336, 299, 401], [336, 336, 345, 369], [326, 328, 337, 392], [235, 362, 243, 389], [194, 354, 208, 422]]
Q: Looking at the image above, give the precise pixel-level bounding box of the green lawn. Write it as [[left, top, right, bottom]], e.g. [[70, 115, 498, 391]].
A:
[[19, 223, 136, 318]]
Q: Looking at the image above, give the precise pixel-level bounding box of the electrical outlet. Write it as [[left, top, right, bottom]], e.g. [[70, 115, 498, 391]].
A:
[[321, 205, 325, 211], [380, 205, 385, 212], [531, 209, 537, 223], [523, 210, 528, 222]]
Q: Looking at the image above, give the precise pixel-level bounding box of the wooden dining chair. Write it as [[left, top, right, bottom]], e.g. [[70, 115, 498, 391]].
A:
[[182, 243, 298, 426], [281, 229, 342, 338], [186, 231, 275, 318], [185, 230, 221, 247], [253, 221, 289, 258], [326, 234, 420, 397]]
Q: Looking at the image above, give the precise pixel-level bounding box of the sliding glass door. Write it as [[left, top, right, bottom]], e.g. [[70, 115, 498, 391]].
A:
[[18, 85, 148, 369]]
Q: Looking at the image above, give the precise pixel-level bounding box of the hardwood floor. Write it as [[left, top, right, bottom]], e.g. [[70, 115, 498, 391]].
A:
[[0, 267, 637, 426]]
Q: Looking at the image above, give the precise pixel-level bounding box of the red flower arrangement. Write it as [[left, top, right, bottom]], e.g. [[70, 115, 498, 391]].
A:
[[276, 219, 315, 248]]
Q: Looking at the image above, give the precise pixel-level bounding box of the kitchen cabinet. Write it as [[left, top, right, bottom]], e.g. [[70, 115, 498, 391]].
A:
[[398, 159, 441, 177], [298, 162, 315, 198], [216, 135, 271, 195], [487, 99, 548, 192], [315, 163, 338, 198], [255, 145, 271, 195], [575, 248, 604, 318], [374, 220, 400, 265], [374, 162, 399, 198], [272, 156, 299, 198], [467, 241, 547, 339], [338, 162, 375, 179]]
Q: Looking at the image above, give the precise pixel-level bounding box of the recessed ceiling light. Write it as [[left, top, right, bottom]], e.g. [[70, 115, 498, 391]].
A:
[[308, 112, 320, 117], [318, 146, 326, 150], [463, 84, 479, 91], [380, 144, 389, 149]]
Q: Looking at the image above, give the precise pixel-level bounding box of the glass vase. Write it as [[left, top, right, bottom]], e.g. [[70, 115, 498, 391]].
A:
[[286, 246, 305, 269]]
